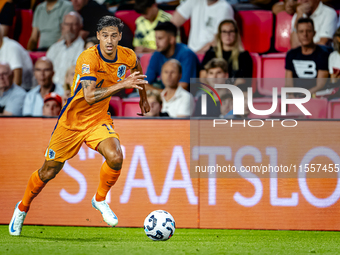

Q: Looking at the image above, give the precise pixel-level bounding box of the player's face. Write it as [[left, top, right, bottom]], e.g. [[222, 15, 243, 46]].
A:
[[146, 96, 161, 117], [97, 26, 122, 59], [62, 14, 82, 41], [161, 62, 181, 89], [43, 100, 61, 117], [220, 23, 236, 46], [0, 65, 12, 90], [155, 31, 171, 53], [297, 22, 315, 47], [34, 60, 54, 87]]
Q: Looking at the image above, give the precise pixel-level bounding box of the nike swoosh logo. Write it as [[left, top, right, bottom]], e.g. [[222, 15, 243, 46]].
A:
[[10, 216, 16, 232]]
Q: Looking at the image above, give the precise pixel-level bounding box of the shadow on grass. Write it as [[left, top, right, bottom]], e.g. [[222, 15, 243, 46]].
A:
[[19, 235, 114, 242]]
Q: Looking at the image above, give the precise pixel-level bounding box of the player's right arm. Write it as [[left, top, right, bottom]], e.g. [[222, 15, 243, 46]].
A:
[[82, 72, 148, 105]]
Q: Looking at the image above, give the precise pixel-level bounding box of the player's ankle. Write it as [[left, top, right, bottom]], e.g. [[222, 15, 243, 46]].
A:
[[18, 202, 29, 213], [95, 193, 105, 202]]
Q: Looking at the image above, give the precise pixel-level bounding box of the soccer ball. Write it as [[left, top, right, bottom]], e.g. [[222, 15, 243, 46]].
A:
[[144, 210, 175, 241]]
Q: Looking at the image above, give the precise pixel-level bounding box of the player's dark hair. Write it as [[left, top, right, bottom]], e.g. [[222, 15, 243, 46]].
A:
[[97, 16, 124, 33], [154, 21, 177, 37], [297, 17, 315, 31], [134, 0, 155, 14]]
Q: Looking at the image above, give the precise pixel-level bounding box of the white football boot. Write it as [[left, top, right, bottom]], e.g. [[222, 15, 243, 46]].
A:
[[91, 195, 118, 227], [9, 201, 27, 236]]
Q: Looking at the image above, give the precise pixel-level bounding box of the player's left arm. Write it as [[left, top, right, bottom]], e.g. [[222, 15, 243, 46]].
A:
[[131, 58, 150, 116]]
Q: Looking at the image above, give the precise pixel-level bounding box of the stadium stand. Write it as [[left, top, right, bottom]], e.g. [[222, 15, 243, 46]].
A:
[[122, 97, 142, 117], [327, 99, 340, 119], [274, 11, 292, 52], [15, 9, 33, 48], [247, 97, 281, 119], [287, 98, 328, 119], [109, 97, 123, 116], [29, 51, 46, 65]]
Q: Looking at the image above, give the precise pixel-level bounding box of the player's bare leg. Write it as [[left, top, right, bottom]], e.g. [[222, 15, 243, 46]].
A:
[[9, 160, 64, 236], [91, 137, 123, 227]]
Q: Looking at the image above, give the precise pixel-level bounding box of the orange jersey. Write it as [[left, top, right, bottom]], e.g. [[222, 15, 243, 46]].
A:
[[57, 45, 137, 131]]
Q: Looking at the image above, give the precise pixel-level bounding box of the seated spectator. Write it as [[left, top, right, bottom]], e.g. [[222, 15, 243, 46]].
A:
[[42, 92, 62, 117], [72, 0, 133, 48], [84, 37, 99, 50], [200, 19, 253, 79], [46, 11, 84, 86], [0, 0, 15, 37], [145, 89, 169, 117], [193, 58, 229, 117], [290, 0, 337, 49], [285, 18, 329, 95], [28, 0, 73, 51], [23, 57, 64, 116], [0, 28, 33, 90], [62, 65, 75, 105], [329, 27, 340, 84], [160, 59, 194, 117], [133, 0, 172, 54], [0, 63, 26, 116], [171, 0, 234, 53], [146, 21, 199, 90]]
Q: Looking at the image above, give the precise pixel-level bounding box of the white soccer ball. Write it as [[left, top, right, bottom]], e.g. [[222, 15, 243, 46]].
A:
[[144, 210, 176, 241]]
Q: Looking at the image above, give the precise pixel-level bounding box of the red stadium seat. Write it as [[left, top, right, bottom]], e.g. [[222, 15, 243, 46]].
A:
[[258, 53, 286, 96], [247, 97, 281, 119], [109, 97, 123, 116], [16, 9, 33, 48], [327, 99, 340, 119], [140, 53, 152, 73], [275, 11, 293, 52], [29, 51, 46, 65], [115, 10, 140, 34], [287, 98, 328, 119], [250, 52, 261, 92], [236, 10, 273, 54], [122, 97, 142, 117]]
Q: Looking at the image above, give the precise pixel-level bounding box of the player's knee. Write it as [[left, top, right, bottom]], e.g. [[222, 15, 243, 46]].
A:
[[106, 151, 123, 170], [39, 163, 63, 182]]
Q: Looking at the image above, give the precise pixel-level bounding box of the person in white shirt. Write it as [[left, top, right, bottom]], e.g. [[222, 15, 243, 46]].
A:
[[23, 57, 64, 116], [290, 0, 337, 49], [46, 11, 84, 86], [329, 27, 340, 84], [0, 28, 33, 91], [160, 59, 194, 117], [171, 0, 234, 53]]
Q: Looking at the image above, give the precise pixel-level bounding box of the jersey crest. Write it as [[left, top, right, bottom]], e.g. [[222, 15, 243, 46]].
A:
[[82, 64, 90, 74], [117, 65, 126, 79]]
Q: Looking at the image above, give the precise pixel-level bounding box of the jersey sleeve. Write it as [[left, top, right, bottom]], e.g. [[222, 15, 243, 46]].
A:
[[76, 51, 100, 83]]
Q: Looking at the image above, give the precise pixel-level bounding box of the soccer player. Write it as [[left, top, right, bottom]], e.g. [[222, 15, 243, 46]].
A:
[[9, 16, 150, 236]]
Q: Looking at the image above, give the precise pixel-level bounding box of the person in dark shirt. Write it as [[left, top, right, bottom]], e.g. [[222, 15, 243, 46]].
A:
[[285, 17, 329, 95], [200, 19, 253, 80], [0, 0, 15, 37]]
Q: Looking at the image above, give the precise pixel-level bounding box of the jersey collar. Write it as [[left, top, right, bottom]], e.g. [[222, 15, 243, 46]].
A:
[[97, 44, 118, 63]]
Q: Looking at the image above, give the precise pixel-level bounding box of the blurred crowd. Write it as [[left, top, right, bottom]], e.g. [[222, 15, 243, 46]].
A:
[[1, 0, 340, 118]]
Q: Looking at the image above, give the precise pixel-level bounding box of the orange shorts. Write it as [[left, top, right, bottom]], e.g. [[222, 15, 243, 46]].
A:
[[45, 120, 120, 162]]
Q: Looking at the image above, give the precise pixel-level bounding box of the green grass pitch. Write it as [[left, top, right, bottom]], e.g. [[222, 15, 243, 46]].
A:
[[1, 225, 340, 254]]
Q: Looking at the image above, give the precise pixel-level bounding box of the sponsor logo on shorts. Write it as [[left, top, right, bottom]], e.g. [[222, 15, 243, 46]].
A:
[[49, 149, 56, 160], [82, 64, 90, 74]]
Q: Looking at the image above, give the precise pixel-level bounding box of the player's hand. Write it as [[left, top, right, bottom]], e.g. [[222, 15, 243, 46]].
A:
[[123, 71, 148, 90], [137, 98, 150, 116]]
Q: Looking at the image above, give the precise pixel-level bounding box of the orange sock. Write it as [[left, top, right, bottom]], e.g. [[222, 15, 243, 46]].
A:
[[18, 170, 46, 212], [96, 161, 121, 202]]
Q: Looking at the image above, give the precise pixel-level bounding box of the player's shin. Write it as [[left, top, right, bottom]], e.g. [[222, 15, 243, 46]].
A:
[[18, 170, 46, 212], [95, 161, 121, 202]]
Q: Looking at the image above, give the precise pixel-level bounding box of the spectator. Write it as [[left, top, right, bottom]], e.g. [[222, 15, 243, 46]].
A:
[[0, 0, 15, 37], [133, 0, 172, 54], [285, 18, 329, 95], [200, 19, 253, 80], [0, 27, 33, 90], [290, 0, 337, 49], [160, 59, 194, 117], [71, 0, 133, 48], [62, 65, 75, 105], [146, 21, 199, 90], [23, 57, 64, 116], [0, 63, 26, 116], [171, 0, 234, 53], [145, 89, 169, 117], [46, 11, 84, 86], [42, 92, 62, 117], [193, 58, 229, 117], [222, 85, 249, 119], [329, 27, 340, 84], [84, 37, 99, 50], [28, 0, 73, 51]]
